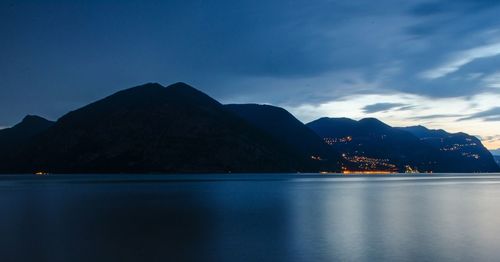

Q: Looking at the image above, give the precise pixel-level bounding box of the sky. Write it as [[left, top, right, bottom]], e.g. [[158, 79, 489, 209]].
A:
[[1, 0, 499, 150]]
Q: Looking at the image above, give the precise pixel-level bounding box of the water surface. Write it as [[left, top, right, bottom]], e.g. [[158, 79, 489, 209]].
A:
[[1, 174, 500, 262]]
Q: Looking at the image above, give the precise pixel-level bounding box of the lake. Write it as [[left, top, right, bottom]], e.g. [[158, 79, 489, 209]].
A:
[[1, 174, 500, 262]]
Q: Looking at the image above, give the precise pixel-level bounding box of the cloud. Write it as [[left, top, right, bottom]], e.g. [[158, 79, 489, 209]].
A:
[[396, 105, 417, 111], [482, 72, 500, 88], [362, 103, 407, 113], [459, 107, 500, 121], [409, 0, 500, 17], [408, 114, 463, 120], [420, 42, 500, 79], [1, 0, 500, 147], [484, 116, 500, 121], [409, 2, 447, 16], [479, 135, 500, 151]]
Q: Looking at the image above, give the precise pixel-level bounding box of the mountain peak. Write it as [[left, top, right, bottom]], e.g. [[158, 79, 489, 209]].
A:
[[359, 117, 386, 124], [165, 82, 221, 107], [411, 125, 428, 130], [310, 117, 357, 124], [105, 83, 166, 101], [142, 82, 163, 87], [358, 118, 391, 129], [166, 82, 204, 95], [226, 103, 289, 114], [167, 82, 194, 89], [400, 125, 451, 139], [130, 82, 164, 90], [18, 115, 53, 128], [22, 114, 47, 122], [0, 115, 54, 149]]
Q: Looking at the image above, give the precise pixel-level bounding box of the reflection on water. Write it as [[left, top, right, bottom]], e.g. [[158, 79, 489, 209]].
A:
[[1, 174, 500, 262]]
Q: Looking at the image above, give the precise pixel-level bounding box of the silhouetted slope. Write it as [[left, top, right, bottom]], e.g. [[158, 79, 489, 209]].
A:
[[1, 83, 314, 173], [400, 126, 500, 172], [225, 104, 341, 171], [0, 115, 54, 149], [307, 117, 442, 172], [1, 82, 496, 174]]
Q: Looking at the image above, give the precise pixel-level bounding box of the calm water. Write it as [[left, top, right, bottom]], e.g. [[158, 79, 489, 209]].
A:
[[1, 174, 500, 262]]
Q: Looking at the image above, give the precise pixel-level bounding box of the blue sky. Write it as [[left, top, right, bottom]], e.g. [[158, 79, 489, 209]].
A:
[[1, 0, 499, 149]]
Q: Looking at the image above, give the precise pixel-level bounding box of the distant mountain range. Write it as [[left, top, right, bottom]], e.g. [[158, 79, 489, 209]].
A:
[[494, 156, 500, 167], [0, 82, 498, 174], [492, 149, 500, 167], [307, 118, 440, 172], [491, 149, 500, 168], [399, 126, 499, 172]]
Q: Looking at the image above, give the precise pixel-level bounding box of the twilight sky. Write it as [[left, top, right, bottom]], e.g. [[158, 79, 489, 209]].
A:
[[1, 0, 499, 149]]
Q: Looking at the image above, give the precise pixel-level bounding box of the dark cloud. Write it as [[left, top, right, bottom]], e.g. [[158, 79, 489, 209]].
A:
[[409, 2, 447, 16], [362, 103, 407, 113], [409, 0, 500, 16], [1, 0, 500, 127]]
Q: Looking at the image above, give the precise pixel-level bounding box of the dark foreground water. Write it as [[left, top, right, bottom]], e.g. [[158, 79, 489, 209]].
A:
[[1, 174, 500, 262]]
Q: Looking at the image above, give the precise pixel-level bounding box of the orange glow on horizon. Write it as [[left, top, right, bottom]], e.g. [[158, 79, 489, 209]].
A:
[[484, 140, 500, 151]]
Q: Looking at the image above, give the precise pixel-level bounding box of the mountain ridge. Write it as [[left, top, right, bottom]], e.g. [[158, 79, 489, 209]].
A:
[[0, 115, 54, 149], [0, 82, 497, 173], [307, 117, 499, 172], [225, 104, 342, 171], [399, 125, 499, 172], [0, 83, 325, 173]]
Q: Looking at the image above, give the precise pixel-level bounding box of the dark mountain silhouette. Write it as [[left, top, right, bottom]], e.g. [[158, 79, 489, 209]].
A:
[[0, 83, 321, 173], [225, 104, 341, 171], [400, 126, 499, 172], [0, 82, 497, 174], [0, 115, 54, 149], [307, 117, 484, 172]]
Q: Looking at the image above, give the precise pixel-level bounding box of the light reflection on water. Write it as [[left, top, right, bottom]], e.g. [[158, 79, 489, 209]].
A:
[[1, 174, 500, 262]]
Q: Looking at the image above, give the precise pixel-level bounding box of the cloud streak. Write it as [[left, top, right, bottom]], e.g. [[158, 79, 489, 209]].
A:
[[420, 42, 500, 79], [362, 103, 407, 113], [460, 107, 500, 121], [408, 114, 463, 120]]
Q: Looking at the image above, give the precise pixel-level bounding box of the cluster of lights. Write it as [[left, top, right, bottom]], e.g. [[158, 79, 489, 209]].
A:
[[404, 165, 420, 173], [441, 142, 478, 151], [310, 155, 323, 161], [343, 154, 398, 171], [323, 136, 352, 145], [461, 152, 480, 159]]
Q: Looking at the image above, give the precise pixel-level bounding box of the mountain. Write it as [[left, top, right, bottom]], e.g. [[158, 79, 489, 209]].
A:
[[307, 118, 499, 173], [307, 117, 441, 172], [1, 82, 497, 174], [400, 126, 500, 172], [0, 115, 54, 149], [493, 149, 500, 167], [490, 149, 500, 156], [0, 83, 319, 173], [225, 104, 341, 171]]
